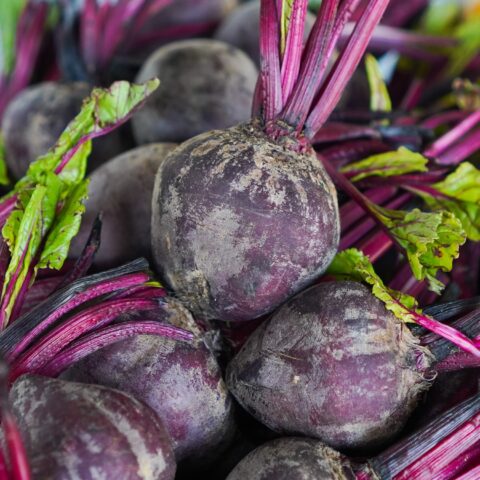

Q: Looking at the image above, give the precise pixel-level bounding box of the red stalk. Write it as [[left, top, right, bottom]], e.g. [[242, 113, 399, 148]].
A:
[[259, 0, 283, 122], [305, 0, 390, 136], [437, 128, 480, 166], [9, 298, 160, 382], [424, 110, 480, 159], [39, 320, 194, 377], [3, 412, 31, 480], [280, 0, 339, 129], [454, 464, 480, 480], [422, 111, 470, 130], [280, 0, 309, 103], [6, 272, 150, 363]]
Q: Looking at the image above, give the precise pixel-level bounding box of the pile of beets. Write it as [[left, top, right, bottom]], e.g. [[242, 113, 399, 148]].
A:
[[0, 0, 479, 478]]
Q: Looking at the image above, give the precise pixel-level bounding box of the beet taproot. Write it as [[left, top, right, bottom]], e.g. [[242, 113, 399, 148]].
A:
[[151, 121, 339, 321], [69, 143, 176, 268], [226, 281, 432, 452], [10, 374, 176, 480], [132, 39, 257, 144], [62, 331, 235, 466]]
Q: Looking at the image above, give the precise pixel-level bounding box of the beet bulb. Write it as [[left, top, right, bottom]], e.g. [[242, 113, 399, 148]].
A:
[[151, 0, 390, 321], [226, 281, 434, 452], [10, 374, 176, 480]]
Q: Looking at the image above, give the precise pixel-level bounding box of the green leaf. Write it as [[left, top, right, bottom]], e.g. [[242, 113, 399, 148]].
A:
[[340, 147, 428, 182], [410, 162, 480, 241], [0, 0, 26, 75], [38, 179, 89, 270], [23, 79, 159, 188], [365, 53, 392, 113], [327, 248, 421, 323], [281, 0, 294, 55], [0, 180, 60, 324], [448, 18, 480, 77], [421, 0, 460, 35], [371, 204, 465, 293], [0, 135, 10, 186]]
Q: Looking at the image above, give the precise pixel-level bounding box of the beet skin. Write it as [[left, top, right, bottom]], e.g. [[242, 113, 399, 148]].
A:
[[227, 281, 432, 452], [226, 437, 355, 480], [10, 374, 176, 480], [151, 121, 340, 321], [62, 332, 235, 466], [69, 143, 176, 268], [132, 39, 257, 144]]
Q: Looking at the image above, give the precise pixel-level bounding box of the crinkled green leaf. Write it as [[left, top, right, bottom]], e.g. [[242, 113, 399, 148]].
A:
[[281, 0, 294, 54], [365, 53, 392, 113], [410, 162, 480, 241], [38, 179, 89, 270], [0, 0, 26, 75], [23, 79, 159, 188], [371, 204, 465, 293], [340, 147, 428, 182], [327, 248, 421, 323], [0, 180, 60, 325], [0, 135, 10, 186]]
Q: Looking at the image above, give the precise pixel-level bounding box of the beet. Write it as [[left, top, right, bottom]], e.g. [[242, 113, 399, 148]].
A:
[[226, 281, 433, 452], [1, 82, 131, 178], [69, 143, 176, 268], [151, 121, 340, 321], [131, 39, 258, 144], [10, 374, 176, 480], [214, 1, 316, 66], [226, 437, 355, 480], [62, 332, 235, 466]]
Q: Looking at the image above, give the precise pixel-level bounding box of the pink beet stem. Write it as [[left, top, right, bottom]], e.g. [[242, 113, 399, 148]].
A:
[[437, 128, 480, 166], [39, 320, 195, 377], [305, 0, 390, 136], [259, 0, 283, 121], [453, 464, 480, 480], [3, 412, 31, 480], [280, 0, 340, 130], [9, 297, 159, 382], [424, 110, 480, 159], [7, 272, 150, 363]]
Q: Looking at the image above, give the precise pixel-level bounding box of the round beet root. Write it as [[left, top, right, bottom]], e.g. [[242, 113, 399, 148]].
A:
[[227, 281, 432, 452], [214, 1, 316, 66], [1, 82, 130, 178], [10, 374, 176, 480], [62, 331, 235, 465], [132, 40, 258, 144], [69, 143, 176, 268], [151, 121, 340, 321], [226, 437, 355, 480]]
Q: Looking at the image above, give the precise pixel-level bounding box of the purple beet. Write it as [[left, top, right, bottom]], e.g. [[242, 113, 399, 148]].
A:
[[150, 0, 390, 322], [1, 82, 131, 178], [226, 437, 355, 480], [151, 122, 339, 321], [132, 39, 258, 144], [62, 331, 235, 466], [214, 1, 316, 66], [226, 281, 433, 452], [10, 374, 176, 480], [69, 143, 176, 268]]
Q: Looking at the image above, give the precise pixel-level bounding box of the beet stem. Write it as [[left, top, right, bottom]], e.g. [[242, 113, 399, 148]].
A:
[[39, 320, 194, 377], [437, 128, 480, 166]]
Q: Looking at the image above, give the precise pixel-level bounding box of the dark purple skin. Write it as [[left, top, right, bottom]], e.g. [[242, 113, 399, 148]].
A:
[[226, 437, 355, 480], [1, 82, 131, 179], [69, 143, 176, 268], [214, 1, 316, 66], [62, 330, 235, 465], [10, 374, 176, 480], [132, 39, 258, 144], [151, 121, 340, 322], [226, 281, 433, 452]]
